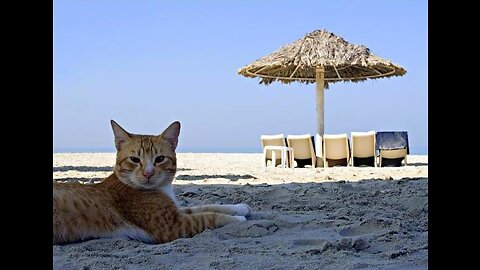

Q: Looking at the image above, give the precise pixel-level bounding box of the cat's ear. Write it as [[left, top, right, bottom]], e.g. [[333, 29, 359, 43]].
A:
[[160, 121, 180, 151], [111, 120, 131, 151]]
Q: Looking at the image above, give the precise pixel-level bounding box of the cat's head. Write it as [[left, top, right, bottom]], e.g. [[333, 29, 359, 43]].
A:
[[110, 120, 180, 190]]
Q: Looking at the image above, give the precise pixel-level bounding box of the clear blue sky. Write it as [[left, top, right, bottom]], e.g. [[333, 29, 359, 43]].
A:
[[54, 0, 428, 154]]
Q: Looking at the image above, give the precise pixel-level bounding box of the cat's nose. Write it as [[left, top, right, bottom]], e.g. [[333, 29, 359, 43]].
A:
[[143, 171, 154, 180]]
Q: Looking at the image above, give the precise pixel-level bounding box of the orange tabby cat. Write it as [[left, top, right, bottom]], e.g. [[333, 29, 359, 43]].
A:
[[53, 120, 250, 245]]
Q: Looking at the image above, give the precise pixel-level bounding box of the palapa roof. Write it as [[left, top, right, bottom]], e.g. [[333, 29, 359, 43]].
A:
[[237, 29, 406, 87]]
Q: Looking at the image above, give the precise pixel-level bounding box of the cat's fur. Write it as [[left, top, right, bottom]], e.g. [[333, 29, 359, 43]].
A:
[[53, 120, 250, 245]]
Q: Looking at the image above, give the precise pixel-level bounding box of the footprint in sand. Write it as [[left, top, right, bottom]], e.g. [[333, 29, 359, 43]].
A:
[[222, 220, 278, 238], [292, 239, 327, 246], [339, 218, 397, 237]]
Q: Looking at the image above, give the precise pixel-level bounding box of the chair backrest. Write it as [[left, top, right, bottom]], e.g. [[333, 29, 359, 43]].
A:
[[323, 133, 350, 160], [287, 134, 315, 160], [287, 134, 317, 168], [261, 134, 286, 159], [351, 131, 376, 158]]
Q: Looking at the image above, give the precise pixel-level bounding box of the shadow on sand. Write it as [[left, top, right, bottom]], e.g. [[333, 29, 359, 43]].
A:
[[175, 174, 257, 182], [53, 166, 192, 172], [53, 166, 113, 172]]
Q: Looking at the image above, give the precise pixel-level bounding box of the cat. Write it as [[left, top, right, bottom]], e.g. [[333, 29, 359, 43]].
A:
[[53, 120, 251, 245]]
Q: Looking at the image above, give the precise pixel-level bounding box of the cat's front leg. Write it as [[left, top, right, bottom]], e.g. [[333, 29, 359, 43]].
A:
[[179, 203, 251, 216], [171, 212, 246, 240], [148, 210, 248, 244]]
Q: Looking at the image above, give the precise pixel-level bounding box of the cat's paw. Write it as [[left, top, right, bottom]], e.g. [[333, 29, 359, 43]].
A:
[[231, 204, 251, 217], [232, 215, 247, 222]]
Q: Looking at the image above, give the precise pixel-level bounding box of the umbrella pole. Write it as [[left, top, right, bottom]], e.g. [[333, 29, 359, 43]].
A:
[[316, 67, 325, 167], [316, 67, 325, 136]]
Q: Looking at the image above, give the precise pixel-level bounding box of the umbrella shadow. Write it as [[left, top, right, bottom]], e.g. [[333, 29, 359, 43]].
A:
[[406, 162, 428, 166], [53, 173, 255, 184], [53, 166, 192, 172], [175, 174, 257, 182], [53, 177, 102, 183], [53, 166, 113, 172]]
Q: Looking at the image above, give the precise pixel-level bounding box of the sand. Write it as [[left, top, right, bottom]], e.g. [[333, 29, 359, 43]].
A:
[[53, 153, 428, 269]]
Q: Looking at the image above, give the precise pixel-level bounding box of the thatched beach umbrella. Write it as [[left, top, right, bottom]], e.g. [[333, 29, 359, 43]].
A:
[[237, 29, 406, 136]]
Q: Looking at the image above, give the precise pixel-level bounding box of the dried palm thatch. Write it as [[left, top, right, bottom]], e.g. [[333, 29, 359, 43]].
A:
[[237, 29, 406, 88]]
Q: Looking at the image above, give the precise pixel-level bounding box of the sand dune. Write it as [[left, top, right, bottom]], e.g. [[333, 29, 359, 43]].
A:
[[53, 153, 428, 269]]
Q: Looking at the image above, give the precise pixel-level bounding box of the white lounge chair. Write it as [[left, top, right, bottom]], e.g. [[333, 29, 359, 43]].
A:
[[351, 131, 376, 167], [323, 133, 350, 168], [287, 134, 316, 168], [261, 134, 292, 168]]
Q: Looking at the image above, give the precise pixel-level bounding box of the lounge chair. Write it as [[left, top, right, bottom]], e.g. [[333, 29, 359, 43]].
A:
[[261, 134, 292, 168], [351, 131, 376, 167], [376, 131, 409, 167], [287, 134, 316, 168], [323, 133, 350, 167]]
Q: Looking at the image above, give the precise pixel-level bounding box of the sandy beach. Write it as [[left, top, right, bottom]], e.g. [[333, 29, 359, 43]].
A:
[[53, 153, 428, 269]]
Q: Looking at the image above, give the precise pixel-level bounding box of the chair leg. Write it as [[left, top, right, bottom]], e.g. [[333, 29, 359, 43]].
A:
[[346, 140, 350, 167], [290, 149, 295, 168], [404, 155, 408, 166], [286, 149, 290, 168], [291, 150, 294, 168], [284, 149, 287, 168], [323, 141, 328, 168], [262, 148, 267, 169], [271, 151, 276, 168], [284, 149, 288, 168]]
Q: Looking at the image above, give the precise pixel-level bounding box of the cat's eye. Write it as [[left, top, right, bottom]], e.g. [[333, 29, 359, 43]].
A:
[[130, 156, 141, 163], [155, 156, 165, 164]]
